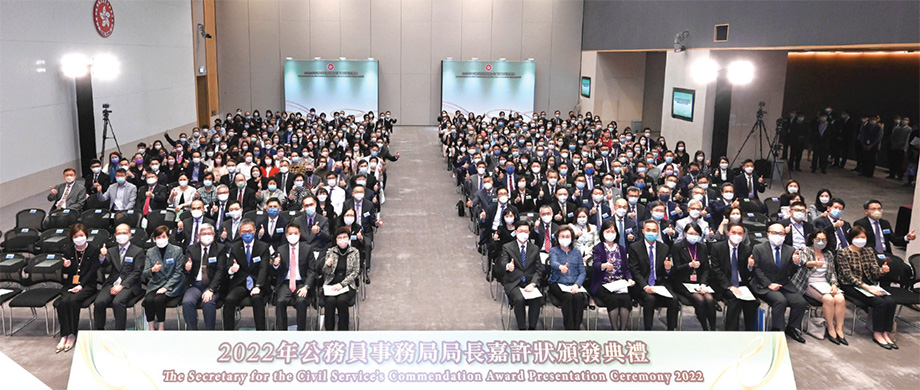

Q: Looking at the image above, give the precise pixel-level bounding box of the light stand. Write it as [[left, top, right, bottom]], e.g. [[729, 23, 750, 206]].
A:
[[730, 102, 785, 187]]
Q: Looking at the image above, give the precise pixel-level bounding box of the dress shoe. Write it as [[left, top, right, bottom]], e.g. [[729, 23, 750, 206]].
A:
[[874, 338, 892, 350], [785, 327, 806, 343], [837, 336, 848, 346], [825, 329, 840, 345], [364, 275, 371, 285], [889, 342, 898, 350]]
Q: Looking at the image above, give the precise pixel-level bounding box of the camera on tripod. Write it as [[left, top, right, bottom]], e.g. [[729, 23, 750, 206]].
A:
[[102, 103, 112, 117]]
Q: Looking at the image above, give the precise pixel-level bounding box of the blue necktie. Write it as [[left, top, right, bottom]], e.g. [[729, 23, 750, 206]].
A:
[[873, 220, 886, 253], [596, 205, 603, 232], [648, 244, 656, 286], [520, 244, 527, 284], [618, 218, 626, 249], [836, 225, 847, 250], [731, 246, 740, 287], [774, 247, 781, 269], [245, 244, 253, 290]]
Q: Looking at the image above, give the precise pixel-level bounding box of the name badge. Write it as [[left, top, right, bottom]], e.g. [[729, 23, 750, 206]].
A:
[[743, 198, 751, 203], [364, 212, 371, 217], [877, 254, 887, 260], [208, 257, 217, 264], [525, 195, 532, 200], [253, 256, 261, 263], [882, 229, 891, 235], [72, 275, 80, 285], [165, 258, 175, 265], [275, 228, 285, 234], [602, 213, 609, 218], [124, 257, 133, 263], [350, 235, 358, 241], [690, 274, 697, 282], [567, 212, 574, 218]]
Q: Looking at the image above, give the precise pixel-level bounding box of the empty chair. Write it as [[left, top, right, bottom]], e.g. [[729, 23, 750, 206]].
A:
[[0, 253, 28, 334], [7, 253, 65, 335], [15, 208, 46, 231], [86, 229, 111, 249], [45, 209, 79, 230], [38, 229, 71, 254], [144, 209, 178, 235], [1, 228, 41, 254], [113, 210, 142, 229], [80, 209, 113, 232]]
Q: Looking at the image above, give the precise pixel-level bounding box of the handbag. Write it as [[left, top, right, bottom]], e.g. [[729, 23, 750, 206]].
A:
[[805, 316, 826, 339], [456, 200, 465, 217]]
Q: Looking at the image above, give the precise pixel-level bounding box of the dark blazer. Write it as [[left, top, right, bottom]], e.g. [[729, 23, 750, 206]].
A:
[[84, 172, 111, 198], [62, 244, 102, 289], [853, 217, 906, 254], [481, 202, 519, 230], [273, 171, 296, 194], [272, 242, 319, 292], [549, 200, 579, 224], [531, 221, 560, 250], [220, 219, 243, 244], [341, 198, 377, 232], [183, 162, 208, 182], [134, 183, 169, 212], [590, 242, 631, 295], [750, 241, 799, 295], [510, 188, 538, 214], [708, 240, 754, 292], [293, 213, 330, 250], [258, 215, 289, 249], [175, 216, 216, 247], [628, 240, 672, 290], [732, 173, 766, 200], [603, 216, 638, 245], [669, 240, 711, 285], [813, 216, 851, 251], [48, 182, 88, 213], [499, 240, 543, 288], [100, 243, 145, 291], [183, 242, 228, 293], [226, 239, 271, 291], [229, 186, 258, 212], [778, 218, 815, 247]]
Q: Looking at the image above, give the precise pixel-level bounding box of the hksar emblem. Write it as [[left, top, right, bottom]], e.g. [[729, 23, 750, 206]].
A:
[[93, 0, 115, 38], [485, 64, 493, 71], [327, 63, 335, 71]]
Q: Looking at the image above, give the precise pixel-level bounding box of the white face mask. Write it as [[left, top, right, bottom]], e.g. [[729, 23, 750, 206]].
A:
[[344, 216, 356, 225], [768, 234, 786, 247], [787, 186, 798, 194], [729, 214, 742, 222], [147, 178, 158, 185], [723, 192, 734, 201], [852, 238, 867, 248], [72, 236, 87, 247], [729, 234, 744, 245], [516, 232, 530, 243], [287, 234, 301, 244], [317, 194, 328, 202], [504, 216, 516, 224], [483, 182, 493, 190], [353, 193, 365, 201], [155, 237, 170, 248], [91, 167, 102, 174], [685, 234, 701, 244], [603, 232, 617, 242], [498, 195, 509, 204], [179, 180, 189, 187], [190, 209, 203, 219], [689, 209, 701, 219], [540, 215, 552, 224], [199, 234, 214, 246], [337, 238, 350, 248], [792, 211, 805, 221], [217, 193, 229, 202], [558, 237, 572, 247], [819, 196, 830, 204], [813, 241, 827, 250], [576, 217, 588, 226], [719, 163, 729, 170]]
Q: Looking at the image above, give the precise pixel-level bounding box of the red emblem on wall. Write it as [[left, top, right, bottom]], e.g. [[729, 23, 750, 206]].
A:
[[485, 64, 493, 71], [327, 63, 335, 71], [93, 0, 115, 38]]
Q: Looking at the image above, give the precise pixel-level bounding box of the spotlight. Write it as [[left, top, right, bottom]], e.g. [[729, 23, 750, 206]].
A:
[[690, 57, 718, 84], [92, 53, 120, 80], [61, 53, 90, 78], [727, 60, 754, 85]]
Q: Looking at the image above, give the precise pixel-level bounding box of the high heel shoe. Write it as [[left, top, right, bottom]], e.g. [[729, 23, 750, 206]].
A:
[[55, 344, 65, 353], [836, 336, 848, 346], [825, 329, 839, 345]]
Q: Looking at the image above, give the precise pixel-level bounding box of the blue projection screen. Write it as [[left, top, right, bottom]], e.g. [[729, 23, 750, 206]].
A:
[[283, 59, 378, 115], [441, 60, 536, 120]]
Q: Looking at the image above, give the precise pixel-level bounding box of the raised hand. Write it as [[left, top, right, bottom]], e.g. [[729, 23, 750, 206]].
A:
[[185, 258, 193, 271], [50, 186, 59, 196], [152, 261, 162, 273], [229, 259, 240, 273]]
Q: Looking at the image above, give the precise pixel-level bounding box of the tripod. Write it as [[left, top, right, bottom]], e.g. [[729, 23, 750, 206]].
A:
[[730, 103, 785, 187], [99, 105, 122, 159]]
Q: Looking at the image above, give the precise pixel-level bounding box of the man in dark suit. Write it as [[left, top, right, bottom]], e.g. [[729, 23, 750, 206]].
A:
[[274, 161, 296, 195], [48, 168, 87, 213], [183, 151, 207, 183], [810, 112, 835, 173], [84, 159, 111, 209], [813, 198, 851, 251], [778, 201, 814, 249], [220, 201, 244, 244], [549, 187, 578, 224], [181, 224, 227, 330], [710, 183, 739, 228], [787, 114, 809, 171], [607, 198, 638, 249], [500, 221, 544, 330], [258, 198, 288, 250], [174, 200, 215, 248], [834, 110, 859, 168], [222, 220, 271, 330], [135, 172, 169, 215], [209, 185, 232, 228], [709, 223, 759, 331], [582, 187, 612, 228], [293, 196, 330, 251], [531, 206, 560, 253], [342, 185, 380, 276], [751, 224, 806, 343], [219, 163, 238, 187], [271, 223, 318, 331], [628, 219, 679, 330], [853, 199, 916, 286], [625, 187, 647, 226], [468, 175, 496, 214], [733, 160, 766, 200], [229, 173, 258, 212], [93, 224, 145, 330]]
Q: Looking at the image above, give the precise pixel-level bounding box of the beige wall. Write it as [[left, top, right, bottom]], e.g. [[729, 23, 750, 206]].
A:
[[660, 49, 717, 155], [215, 0, 584, 125]]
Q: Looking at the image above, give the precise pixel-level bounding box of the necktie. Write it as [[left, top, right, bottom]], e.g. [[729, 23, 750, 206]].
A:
[[216, 203, 225, 227], [289, 245, 298, 292], [281, 174, 287, 194], [836, 223, 847, 250], [493, 204, 505, 230], [478, 176, 482, 189], [245, 245, 254, 290], [596, 205, 603, 232], [245, 244, 252, 265], [544, 224, 551, 252], [192, 219, 200, 244], [618, 218, 626, 249], [57, 184, 71, 209], [774, 247, 782, 269], [748, 176, 754, 197], [268, 218, 275, 237], [238, 189, 243, 203], [307, 177, 312, 191], [307, 217, 314, 231], [648, 244, 656, 286], [520, 244, 527, 283], [143, 185, 152, 215], [509, 176, 514, 192], [356, 203, 362, 226], [873, 220, 886, 253], [201, 246, 210, 286], [730, 246, 740, 287]]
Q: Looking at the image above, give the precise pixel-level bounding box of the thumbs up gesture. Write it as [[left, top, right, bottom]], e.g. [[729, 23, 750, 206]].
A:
[[325, 255, 334, 267], [50, 186, 58, 196], [664, 257, 673, 271], [259, 225, 265, 238], [748, 255, 755, 268], [559, 263, 569, 274], [881, 261, 890, 274], [63, 257, 72, 268], [690, 258, 699, 269], [152, 261, 162, 273], [272, 254, 281, 267], [506, 261, 515, 272], [99, 245, 108, 259], [229, 259, 240, 273], [94, 182, 102, 192], [792, 250, 801, 265], [185, 258, 193, 271], [221, 228, 228, 240], [908, 229, 917, 241], [311, 223, 320, 234], [177, 220, 184, 232]]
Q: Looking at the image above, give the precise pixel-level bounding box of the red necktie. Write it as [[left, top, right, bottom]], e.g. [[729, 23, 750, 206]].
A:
[[143, 185, 152, 215], [544, 224, 551, 252]]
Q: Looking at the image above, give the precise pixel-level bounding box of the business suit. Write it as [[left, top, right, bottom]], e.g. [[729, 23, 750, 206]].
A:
[[810, 120, 836, 172], [273, 171, 296, 194], [229, 186, 258, 212], [184, 162, 207, 183], [273, 241, 318, 330], [135, 183, 169, 214], [84, 171, 111, 209], [258, 215, 289, 250], [500, 240, 544, 330], [97, 182, 137, 211], [813, 216, 851, 251], [751, 241, 805, 331], [293, 212, 330, 250], [605, 215, 638, 249], [779, 218, 814, 249], [853, 216, 911, 286], [531, 221, 560, 252], [93, 242, 145, 330], [342, 197, 377, 269], [175, 216, 216, 248], [181, 242, 227, 330], [550, 200, 579, 224], [220, 218, 243, 245], [48, 181, 87, 213], [510, 187, 538, 214], [56, 244, 101, 336], [709, 240, 759, 331], [142, 244, 186, 323], [628, 240, 679, 330], [670, 240, 717, 330], [733, 173, 765, 200], [223, 239, 271, 330]]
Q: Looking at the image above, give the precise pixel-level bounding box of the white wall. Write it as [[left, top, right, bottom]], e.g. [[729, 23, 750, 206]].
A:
[[215, 0, 585, 126], [0, 0, 197, 206], [578, 51, 597, 114], [660, 49, 716, 154], [579, 51, 647, 127]]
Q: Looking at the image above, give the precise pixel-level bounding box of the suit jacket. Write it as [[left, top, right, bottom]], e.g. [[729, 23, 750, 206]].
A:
[[499, 240, 544, 288], [143, 244, 186, 296], [175, 216, 216, 247], [603, 216, 639, 246], [273, 171, 296, 194], [342, 198, 377, 232], [62, 244, 101, 289], [750, 241, 800, 295], [98, 182, 138, 211], [549, 201, 579, 224], [853, 217, 906, 254], [101, 243, 145, 291], [531, 221, 560, 250], [510, 188, 538, 213], [272, 242, 319, 292], [628, 240, 672, 290], [134, 183, 169, 212], [84, 172, 111, 197], [48, 182, 87, 213], [321, 246, 360, 290], [183, 163, 208, 182], [229, 186, 258, 212], [813, 216, 851, 251], [183, 242, 228, 292], [779, 218, 815, 248], [481, 202, 519, 230], [470, 187, 496, 212], [293, 213, 330, 250], [669, 240, 711, 285], [227, 239, 271, 291], [259, 215, 289, 249], [708, 240, 754, 292], [220, 218, 244, 244], [732, 173, 766, 200]]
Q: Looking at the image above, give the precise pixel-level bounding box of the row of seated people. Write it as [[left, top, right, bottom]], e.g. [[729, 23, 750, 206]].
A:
[[439, 110, 916, 349]]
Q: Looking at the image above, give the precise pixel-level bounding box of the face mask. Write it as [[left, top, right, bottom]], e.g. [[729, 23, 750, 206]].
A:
[[829, 208, 843, 219], [268, 184, 277, 191], [90, 167, 102, 174], [558, 237, 572, 247], [727, 234, 744, 245], [192, 157, 201, 164], [190, 209, 203, 219], [813, 240, 827, 250], [719, 163, 729, 170], [723, 192, 734, 201], [869, 210, 882, 220], [627, 196, 638, 205], [604, 180, 614, 188], [852, 238, 867, 248], [267, 207, 280, 217], [744, 167, 754, 174], [72, 235, 87, 246], [685, 234, 701, 244], [147, 178, 158, 185], [138, 148, 146, 154], [586, 168, 595, 175], [203, 180, 213, 187], [665, 181, 676, 189], [560, 168, 569, 176], [179, 180, 189, 187], [498, 195, 509, 204], [236, 181, 246, 188], [518, 181, 527, 189], [557, 195, 568, 203], [199, 234, 214, 246], [692, 194, 704, 202], [548, 177, 559, 186], [792, 211, 805, 221], [787, 186, 798, 194], [207, 152, 215, 158], [227, 166, 237, 173], [286, 234, 301, 244], [576, 217, 588, 226], [483, 182, 493, 190], [652, 211, 665, 220], [689, 209, 701, 219], [819, 196, 830, 204], [114, 233, 130, 245], [659, 194, 670, 202], [644, 232, 658, 242], [354, 193, 365, 201], [155, 237, 170, 248], [664, 156, 673, 164], [217, 193, 229, 201], [116, 176, 127, 184], [768, 234, 786, 247], [245, 157, 253, 163], [730, 214, 742, 222], [613, 167, 622, 174]]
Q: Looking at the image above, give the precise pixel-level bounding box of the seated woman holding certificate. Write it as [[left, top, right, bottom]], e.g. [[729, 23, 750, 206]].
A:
[[590, 220, 634, 330], [790, 230, 848, 345], [670, 222, 717, 331], [321, 227, 360, 331], [547, 226, 588, 330], [836, 225, 898, 350]]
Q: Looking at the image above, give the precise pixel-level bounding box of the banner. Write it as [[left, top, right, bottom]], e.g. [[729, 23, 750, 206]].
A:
[[441, 60, 536, 120], [283, 59, 378, 116], [68, 331, 795, 389]]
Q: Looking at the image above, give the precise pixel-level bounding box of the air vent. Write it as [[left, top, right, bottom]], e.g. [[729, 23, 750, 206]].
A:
[[714, 24, 729, 42]]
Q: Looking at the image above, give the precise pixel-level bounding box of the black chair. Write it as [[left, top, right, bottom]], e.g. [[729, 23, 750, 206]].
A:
[[112, 210, 142, 229], [842, 288, 872, 336], [281, 210, 302, 221], [0, 253, 28, 334], [86, 229, 111, 249], [7, 253, 65, 336], [144, 209, 178, 234], [15, 208, 46, 231], [37, 229, 71, 255], [45, 208, 79, 230], [891, 254, 920, 329], [802, 294, 824, 336], [1, 228, 41, 254], [742, 212, 770, 232], [243, 210, 267, 225], [737, 198, 764, 214], [763, 197, 782, 220], [80, 209, 113, 232]]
